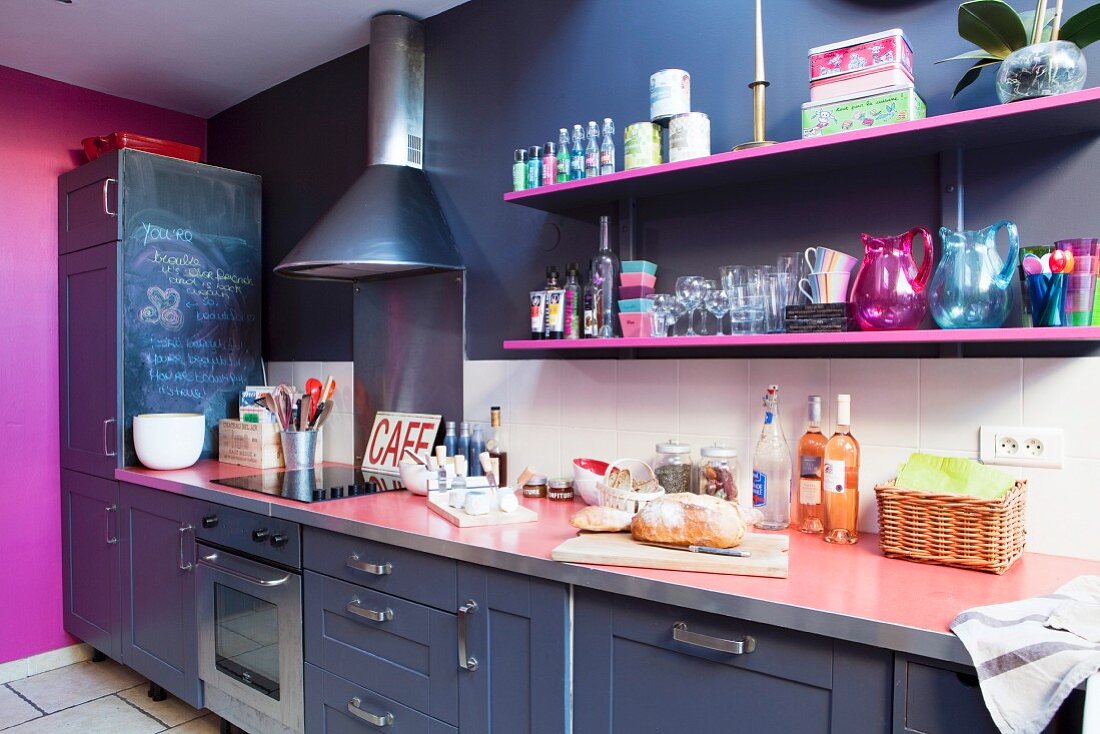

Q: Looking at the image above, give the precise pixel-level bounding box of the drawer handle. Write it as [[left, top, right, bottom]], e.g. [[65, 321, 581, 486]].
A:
[[347, 554, 392, 576], [458, 599, 479, 671], [347, 697, 393, 727], [103, 178, 118, 216], [346, 598, 393, 623], [178, 524, 194, 571], [672, 621, 756, 655], [102, 418, 117, 457], [105, 505, 118, 545]]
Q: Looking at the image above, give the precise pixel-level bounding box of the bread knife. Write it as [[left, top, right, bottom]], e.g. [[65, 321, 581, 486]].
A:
[[638, 542, 752, 558]]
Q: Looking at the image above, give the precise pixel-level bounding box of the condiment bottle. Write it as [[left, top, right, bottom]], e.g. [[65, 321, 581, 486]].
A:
[[512, 148, 527, 192], [547, 478, 574, 501], [541, 141, 557, 187], [653, 440, 692, 494], [583, 259, 600, 337], [696, 444, 739, 501], [526, 145, 541, 189], [599, 118, 616, 175], [564, 263, 582, 340], [570, 124, 585, 180], [584, 120, 600, 177], [555, 128, 571, 183], [522, 474, 548, 499], [486, 406, 508, 485]]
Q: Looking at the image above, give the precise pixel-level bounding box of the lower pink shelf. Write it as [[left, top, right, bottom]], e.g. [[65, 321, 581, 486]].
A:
[[503, 326, 1100, 350]]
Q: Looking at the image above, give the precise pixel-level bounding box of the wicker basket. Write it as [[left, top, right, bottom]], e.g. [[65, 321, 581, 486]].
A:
[[597, 481, 665, 514], [875, 480, 1027, 575]]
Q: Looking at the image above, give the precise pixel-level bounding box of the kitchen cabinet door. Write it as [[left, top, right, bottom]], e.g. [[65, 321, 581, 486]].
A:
[[456, 565, 568, 734], [61, 470, 121, 660], [58, 243, 120, 479], [120, 483, 201, 708], [58, 153, 121, 255]]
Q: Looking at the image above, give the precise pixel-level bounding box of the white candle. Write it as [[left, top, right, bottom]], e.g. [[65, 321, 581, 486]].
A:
[[754, 0, 765, 82]]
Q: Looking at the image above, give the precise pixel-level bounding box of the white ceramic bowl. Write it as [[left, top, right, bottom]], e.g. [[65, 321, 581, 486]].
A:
[[133, 413, 204, 470], [398, 461, 432, 495], [575, 478, 601, 505]]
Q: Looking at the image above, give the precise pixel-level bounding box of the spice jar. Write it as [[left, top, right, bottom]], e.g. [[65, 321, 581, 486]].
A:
[[696, 444, 739, 501], [522, 474, 548, 499], [653, 441, 693, 494], [547, 478, 574, 501]]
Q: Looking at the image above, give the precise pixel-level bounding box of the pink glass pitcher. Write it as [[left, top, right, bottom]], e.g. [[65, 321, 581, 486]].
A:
[[850, 227, 934, 330]]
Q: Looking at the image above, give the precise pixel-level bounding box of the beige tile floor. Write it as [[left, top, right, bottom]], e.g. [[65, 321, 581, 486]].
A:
[[0, 659, 222, 732]]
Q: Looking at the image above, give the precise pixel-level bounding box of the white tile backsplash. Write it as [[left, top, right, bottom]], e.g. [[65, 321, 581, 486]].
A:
[[559, 361, 617, 429], [508, 360, 562, 427], [919, 358, 1022, 451], [831, 359, 920, 448], [616, 360, 678, 432], [678, 360, 749, 438], [322, 361, 355, 415], [1023, 357, 1100, 460]]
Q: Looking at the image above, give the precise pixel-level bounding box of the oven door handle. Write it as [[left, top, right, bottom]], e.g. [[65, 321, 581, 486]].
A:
[[199, 552, 291, 587]]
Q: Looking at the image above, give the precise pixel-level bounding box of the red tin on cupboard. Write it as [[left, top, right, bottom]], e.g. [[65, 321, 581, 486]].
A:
[[809, 28, 913, 82], [810, 61, 914, 101]]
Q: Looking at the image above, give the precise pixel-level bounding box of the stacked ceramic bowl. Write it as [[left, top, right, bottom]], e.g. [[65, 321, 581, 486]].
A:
[[619, 260, 658, 337]]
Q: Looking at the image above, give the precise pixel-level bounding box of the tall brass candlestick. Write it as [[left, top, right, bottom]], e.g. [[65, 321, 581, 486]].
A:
[[734, 0, 777, 151]]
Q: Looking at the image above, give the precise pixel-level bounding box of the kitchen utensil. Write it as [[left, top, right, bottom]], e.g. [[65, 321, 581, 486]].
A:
[[133, 413, 205, 470], [930, 220, 1019, 329], [428, 491, 538, 527], [850, 227, 934, 330], [1022, 253, 1045, 275], [279, 430, 318, 470], [305, 378, 323, 421], [399, 460, 432, 495], [259, 394, 284, 430], [273, 384, 295, 429], [551, 532, 789, 577], [320, 376, 337, 405], [637, 541, 753, 557], [311, 402, 334, 430], [403, 448, 427, 466]]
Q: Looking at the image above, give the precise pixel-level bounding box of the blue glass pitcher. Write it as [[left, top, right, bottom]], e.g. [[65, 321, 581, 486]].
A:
[[930, 220, 1020, 329]]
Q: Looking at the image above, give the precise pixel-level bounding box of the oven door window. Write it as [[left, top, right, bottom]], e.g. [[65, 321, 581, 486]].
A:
[[214, 583, 281, 700]]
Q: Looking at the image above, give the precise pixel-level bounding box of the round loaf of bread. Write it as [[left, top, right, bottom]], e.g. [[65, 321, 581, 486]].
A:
[[630, 493, 746, 548]]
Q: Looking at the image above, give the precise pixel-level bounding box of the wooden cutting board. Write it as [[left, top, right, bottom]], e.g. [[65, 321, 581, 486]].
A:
[[427, 492, 539, 527], [551, 532, 789, 577]]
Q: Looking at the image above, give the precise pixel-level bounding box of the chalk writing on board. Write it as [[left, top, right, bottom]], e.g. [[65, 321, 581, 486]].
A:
[[138, 286, 185, 331]]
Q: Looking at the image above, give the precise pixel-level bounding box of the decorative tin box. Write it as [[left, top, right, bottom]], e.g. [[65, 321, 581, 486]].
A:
[[801, 86, 926, 139], [809, 29, 913, 81], [809, 61, 914, 101]]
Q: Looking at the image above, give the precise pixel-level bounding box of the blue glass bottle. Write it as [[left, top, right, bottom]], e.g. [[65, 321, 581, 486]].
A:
[[570, 124, 585, 181]]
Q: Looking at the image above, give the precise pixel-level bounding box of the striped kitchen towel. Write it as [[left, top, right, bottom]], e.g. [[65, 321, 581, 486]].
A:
[[951, 575, 1100, 734]]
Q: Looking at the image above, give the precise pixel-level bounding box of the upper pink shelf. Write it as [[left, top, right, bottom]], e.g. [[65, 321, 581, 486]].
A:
[[503, 326, 1100, 351], [503, 87, 1100, 214]]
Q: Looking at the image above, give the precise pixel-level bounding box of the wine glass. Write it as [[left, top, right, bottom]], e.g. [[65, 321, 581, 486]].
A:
[[675, 275, 705, 336], [704, 288, 731, 336], [666, 298, 689, 336]]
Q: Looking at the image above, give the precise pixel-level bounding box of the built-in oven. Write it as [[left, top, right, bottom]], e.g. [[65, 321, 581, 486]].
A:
[[194, 502, 303, 734]]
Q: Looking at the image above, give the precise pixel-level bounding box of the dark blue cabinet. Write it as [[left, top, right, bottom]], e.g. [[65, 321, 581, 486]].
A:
[[61, 469, 121, 660], [119, 482, 201, 708]]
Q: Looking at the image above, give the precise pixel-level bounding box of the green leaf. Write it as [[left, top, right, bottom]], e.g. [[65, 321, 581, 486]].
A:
[[1019, 9, 1056, 41], [958, 0, 1029, 58], [952, 57, 1001, 97], [936, 49, 1003, 63], [1059, 5, 1100, 48]]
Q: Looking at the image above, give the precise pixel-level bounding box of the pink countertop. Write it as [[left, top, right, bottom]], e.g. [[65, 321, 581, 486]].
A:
[[119, 461, 1100, 665]]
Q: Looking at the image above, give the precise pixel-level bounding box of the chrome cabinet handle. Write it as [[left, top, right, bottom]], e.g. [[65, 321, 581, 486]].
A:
[[346, 554, 391, 576], [347, 697, 393, 727], [102, 418, 117, 457], [346, 598, 393, 623], [198, 553, 290, 587], [672, 621, 756, 655], [103, 179, 117, 216], [178, 525, 194, 571], [458, 599, 478, 671], [105, 505, 118, 545]]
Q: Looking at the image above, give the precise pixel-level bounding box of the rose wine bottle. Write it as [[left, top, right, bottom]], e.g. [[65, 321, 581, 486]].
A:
[[823, 394, 860, 544], [795, 395, 826, 534]]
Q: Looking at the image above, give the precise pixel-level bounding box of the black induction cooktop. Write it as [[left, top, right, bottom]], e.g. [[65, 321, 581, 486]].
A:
[[212, 467, 404, 503]]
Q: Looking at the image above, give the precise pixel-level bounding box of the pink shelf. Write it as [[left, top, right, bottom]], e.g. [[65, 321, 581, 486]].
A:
[[503, 326, 1100, 350], [503, 87, 1100, 214]]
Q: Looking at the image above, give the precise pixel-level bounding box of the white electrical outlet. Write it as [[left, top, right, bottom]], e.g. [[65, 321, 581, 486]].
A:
[[979, 426, 1064, 469]]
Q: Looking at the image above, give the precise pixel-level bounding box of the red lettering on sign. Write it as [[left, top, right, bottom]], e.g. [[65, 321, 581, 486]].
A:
[[381, 421, 403, 467], [367, 418, 391, 465], [413, 422, 433, 455]]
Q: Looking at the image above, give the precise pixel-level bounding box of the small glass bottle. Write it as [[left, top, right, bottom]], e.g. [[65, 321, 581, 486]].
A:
[[547, 478, 574, 501], [599, 118, 616, 175], [696, 444, 739, 502], [795, 396, 827, 534], [653, 441, 692, 494], [583, 260, 600, 337], [564, 262, 582, 340], [486, 406, 508, 485], [522, 474, 548, 499], [824, 394, 860, 544], [593, 216, 620, 337], [556, 128, 571, 183], [512, 149, 527, 192], [541, 142, 557, 187], [584, 121, 600, 177], [543, 267, 562, 339], [570, 124, 586, 180], [752, 385, 792, 530], [526, 146, 541, 189]]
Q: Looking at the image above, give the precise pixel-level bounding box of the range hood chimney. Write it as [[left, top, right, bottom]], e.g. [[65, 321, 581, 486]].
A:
[[275, 13, 463, 281]]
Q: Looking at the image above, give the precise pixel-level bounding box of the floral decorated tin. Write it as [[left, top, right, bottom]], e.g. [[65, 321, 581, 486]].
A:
[[809, 61, 914, 101], [801, 86, 926, 139], [809, 29, 913, 81]]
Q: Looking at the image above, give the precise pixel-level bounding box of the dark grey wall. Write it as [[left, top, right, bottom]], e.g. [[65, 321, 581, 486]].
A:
[[210, 0, 1100, 361]]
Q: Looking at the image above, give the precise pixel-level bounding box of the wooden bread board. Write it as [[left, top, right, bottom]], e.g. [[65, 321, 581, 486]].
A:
[[427, 492, 539, 527], [551, 532, 789, 577]]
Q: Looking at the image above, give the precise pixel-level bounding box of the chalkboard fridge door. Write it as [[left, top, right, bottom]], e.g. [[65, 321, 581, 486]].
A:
[[118, 150, 262, 466]]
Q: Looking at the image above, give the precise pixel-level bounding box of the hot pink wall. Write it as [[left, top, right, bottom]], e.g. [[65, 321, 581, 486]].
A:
[[0, 65, 206, 663]]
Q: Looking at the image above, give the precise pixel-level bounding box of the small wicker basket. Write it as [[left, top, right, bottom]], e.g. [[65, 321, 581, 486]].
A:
[[875, 480, 1027, 575], [597, 481, 665, 515]]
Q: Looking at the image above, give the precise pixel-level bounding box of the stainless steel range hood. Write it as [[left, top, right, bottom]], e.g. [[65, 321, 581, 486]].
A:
[[275, 13, 463, 281]]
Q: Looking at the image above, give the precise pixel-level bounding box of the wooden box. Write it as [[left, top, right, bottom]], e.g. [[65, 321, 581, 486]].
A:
[[218, 419, 323, 469]]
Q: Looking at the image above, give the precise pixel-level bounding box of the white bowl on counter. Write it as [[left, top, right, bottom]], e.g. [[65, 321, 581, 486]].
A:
[[399, 461, 433, 495], [133, 413, 205, 470]]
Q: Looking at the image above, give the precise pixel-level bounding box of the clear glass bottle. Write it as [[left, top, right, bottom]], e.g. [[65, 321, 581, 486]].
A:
[[583, 260, 600, 337], [584, 120, 600, 177], [486, 406, 508, 485], [570, 124, 586, 180], [564, 262, 581, 340], [752, 385, 791, 530], [556, 128, 571, 183], [599, 118, 616, 175], [795, 396, 826, 534], [653, 441, 692, 494], [593, 216, 620, 337], [696, 444, 739, 502], [824, 394, 860, 544]]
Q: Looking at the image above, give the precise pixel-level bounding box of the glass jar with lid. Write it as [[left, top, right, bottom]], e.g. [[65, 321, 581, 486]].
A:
[[696, 444, 739, 501], [653, 440, 693, 494]]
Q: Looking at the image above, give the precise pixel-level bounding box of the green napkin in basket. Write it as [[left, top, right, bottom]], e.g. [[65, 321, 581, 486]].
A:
[[894, 453, 1015, 500]]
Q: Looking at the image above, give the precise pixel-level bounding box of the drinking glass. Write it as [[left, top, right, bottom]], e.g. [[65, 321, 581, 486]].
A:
[[704, 288, 731, 335], [720, 265, 752, 292], [697, 280, 717, 335], [728, 284, 765, 334], [762, 273, 783, 333], [675, 276, 705, 336], [647, 293, 675, 338]]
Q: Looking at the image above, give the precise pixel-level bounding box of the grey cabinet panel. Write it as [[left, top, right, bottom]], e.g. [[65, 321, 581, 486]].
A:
[[120, 482, 201, 708], [832, 640, 893, 734], [456, 565, 569, 734], [61, 470, 120, 660], [305, 664, 457, 734], [897, 658, 998, 734], [58, 244, 120, 479], [58, 154, 121, 255]]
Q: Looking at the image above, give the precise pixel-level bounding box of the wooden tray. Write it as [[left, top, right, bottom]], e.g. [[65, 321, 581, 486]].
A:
[[551, 532, 789, 577], [427, 492, 539, 528]]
